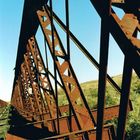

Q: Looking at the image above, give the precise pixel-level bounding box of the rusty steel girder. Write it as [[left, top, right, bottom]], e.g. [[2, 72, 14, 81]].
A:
[[27, 38, 58, 120], [0, 99, 8, 107], [7, 0, 140, 140], [37, 7, 96, 130], [90, 0, 140, 140]]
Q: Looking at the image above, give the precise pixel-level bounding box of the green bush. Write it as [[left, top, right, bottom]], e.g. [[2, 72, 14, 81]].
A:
[[126, 121, 140, 140]]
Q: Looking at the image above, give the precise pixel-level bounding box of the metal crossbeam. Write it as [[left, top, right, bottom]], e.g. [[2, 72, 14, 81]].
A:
[[7, 0, 140, 140]]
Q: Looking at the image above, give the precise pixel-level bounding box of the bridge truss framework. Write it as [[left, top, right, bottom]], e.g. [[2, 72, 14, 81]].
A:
[[6, 0, 140, 140]]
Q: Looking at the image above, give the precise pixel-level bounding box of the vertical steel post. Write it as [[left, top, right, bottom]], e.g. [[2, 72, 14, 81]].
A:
[[37, 7, 96, 130], [50, 0, 60, 134], [17, 81, 24, 110], [96, 1, 111, 140], [65, 0, 70, 58], [45, 7, 122, 94], [43, 14, 49, 70], [117, 56, 132, 140], [65, 0, 72, 132]]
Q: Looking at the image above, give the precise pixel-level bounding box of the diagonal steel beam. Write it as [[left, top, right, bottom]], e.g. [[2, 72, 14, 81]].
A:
[[15, 0, 48, 78], [90, 0, 140, 78], [46, 5, 121, 94], [37, 7, 96, 130]]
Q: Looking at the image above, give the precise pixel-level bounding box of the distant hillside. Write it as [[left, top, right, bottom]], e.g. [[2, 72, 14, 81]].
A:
[[58, 73, 140, 139], [0, 73, 139, 139], [59, 74, 124, 108]]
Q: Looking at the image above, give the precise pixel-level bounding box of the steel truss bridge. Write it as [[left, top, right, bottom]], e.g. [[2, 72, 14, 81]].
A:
[[5, 0, 140, 140]]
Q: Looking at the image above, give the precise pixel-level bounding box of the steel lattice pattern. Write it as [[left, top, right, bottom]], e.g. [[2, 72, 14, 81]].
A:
[[6, 0, 140, 140]]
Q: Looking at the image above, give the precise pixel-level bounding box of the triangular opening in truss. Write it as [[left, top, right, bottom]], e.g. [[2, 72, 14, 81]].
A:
[[112, 6, 125, 20]]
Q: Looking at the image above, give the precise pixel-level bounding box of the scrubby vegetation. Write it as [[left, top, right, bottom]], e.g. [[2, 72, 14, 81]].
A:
[[0, 105, 10, 139], [0, 73, 139, 139], [125, 74, 140, 139], [58, 73, 140, 139]]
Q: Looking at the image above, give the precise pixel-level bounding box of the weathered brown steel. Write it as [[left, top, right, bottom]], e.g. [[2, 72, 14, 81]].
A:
[[117, 57, 132, 139], [7, 104, 126, 140], [10, 104, 132, 127], [37, 7, 96, 130], [96, 1, 111, 139], [7, 0, 140, 140], [46, 5, 122, 94], [27, 37, 57, 119], [11, 82, 23, 110], [0, 99, 8, 107], [14, 0, 47, 77], [90, 0, 140, 77], [43, 124, 116, 140], [90, 0, 140, 139]]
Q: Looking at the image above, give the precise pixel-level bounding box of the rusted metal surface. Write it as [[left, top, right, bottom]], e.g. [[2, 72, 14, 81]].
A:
[[90, 0, 140, 140], [116, 57, 132, 139], [0, 99, 8, 107], [6, 134, 25, 140], [14, 0, 47, 78], [27, 37, 57, 119], [90, 0, 140, 78], [43, 124, 116, 140], [37, 7, 96, 130], [7, 0, 140, 140], [7, 105, 119, 139], [96, 1, 111, 139]]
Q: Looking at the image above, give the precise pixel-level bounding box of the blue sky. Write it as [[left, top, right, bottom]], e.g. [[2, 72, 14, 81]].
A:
[[0, 1, 24, 101], [0, 0, 124, 101]]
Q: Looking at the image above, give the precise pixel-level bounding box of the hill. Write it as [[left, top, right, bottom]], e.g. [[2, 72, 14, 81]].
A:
[[59, 74, 123, 108], [0, 73, 139, 139], [58, 73, 140, 139]]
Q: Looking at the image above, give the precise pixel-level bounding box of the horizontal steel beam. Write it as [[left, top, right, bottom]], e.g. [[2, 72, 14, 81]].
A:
[[11, 104, 132, 129], [37, 124, 115, 140]]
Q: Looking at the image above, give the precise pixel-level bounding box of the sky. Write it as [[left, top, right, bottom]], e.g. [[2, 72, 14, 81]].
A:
[[0, 0, 124, 101], [0, 0, 24, 101]]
